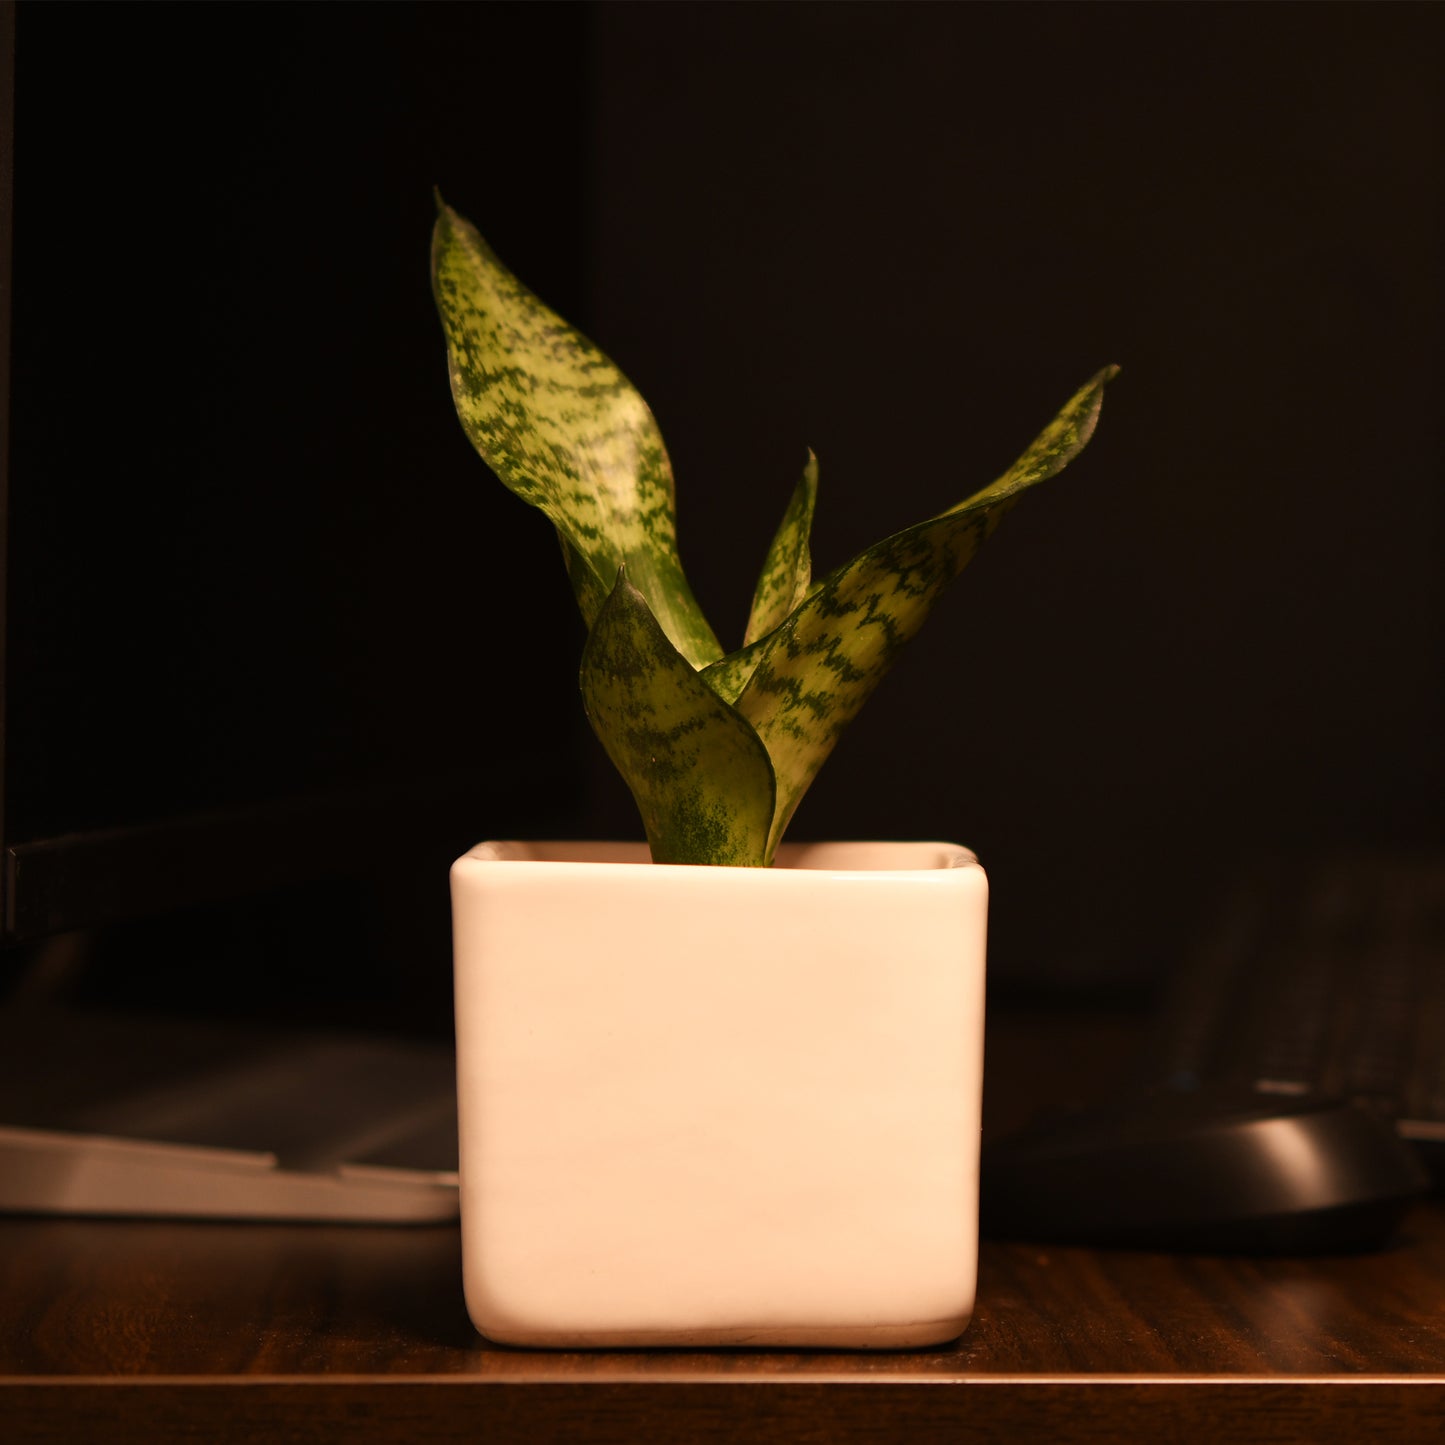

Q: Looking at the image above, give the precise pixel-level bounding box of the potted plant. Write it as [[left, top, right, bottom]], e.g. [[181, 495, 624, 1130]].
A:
[[434, 198, 1116, 1348]]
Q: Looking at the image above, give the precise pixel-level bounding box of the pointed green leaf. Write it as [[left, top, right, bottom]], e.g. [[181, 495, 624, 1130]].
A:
[[735, 366, 1118, 860], [744, 452, 819, 646], [431, 201, 722, 668], [699, 633, 770, 707], [581, 570, 776, 866]]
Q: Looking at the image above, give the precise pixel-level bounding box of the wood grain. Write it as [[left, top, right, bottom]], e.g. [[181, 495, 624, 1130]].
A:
[[5, 1380, 1445, 1445], [3, 1206, 1444, 1381], [3, 1008, 1443, 1439]]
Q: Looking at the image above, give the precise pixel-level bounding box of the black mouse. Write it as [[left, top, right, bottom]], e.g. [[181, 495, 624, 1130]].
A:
[[980, 1084, 1430, 1253]]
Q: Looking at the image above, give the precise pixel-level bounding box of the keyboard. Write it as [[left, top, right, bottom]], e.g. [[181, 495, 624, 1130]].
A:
[[1148, 852, 1445, 1181]]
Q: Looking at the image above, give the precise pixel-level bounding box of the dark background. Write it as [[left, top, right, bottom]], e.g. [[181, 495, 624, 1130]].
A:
[[2, 2, 1441, 1029]]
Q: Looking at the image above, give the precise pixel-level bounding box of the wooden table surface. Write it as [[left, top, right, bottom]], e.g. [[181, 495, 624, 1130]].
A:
[[4, 1010, 1444, 1442]]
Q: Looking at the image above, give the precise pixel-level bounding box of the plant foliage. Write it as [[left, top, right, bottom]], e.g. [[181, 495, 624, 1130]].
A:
[[433, 199, 1117, 865]]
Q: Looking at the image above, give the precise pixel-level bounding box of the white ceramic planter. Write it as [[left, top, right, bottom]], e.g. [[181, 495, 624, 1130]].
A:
[[450, 839, 988, 1349]]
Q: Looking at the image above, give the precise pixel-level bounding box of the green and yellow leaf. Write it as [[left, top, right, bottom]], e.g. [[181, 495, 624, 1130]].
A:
[[431, 201, 722, 668], [744, 452, 819, 646], [580, 570, 776, 866], [698, 634, 769, 707], [734, 366, 1118, 861]]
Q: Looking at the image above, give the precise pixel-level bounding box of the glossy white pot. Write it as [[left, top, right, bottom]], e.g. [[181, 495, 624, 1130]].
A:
[[450, 839, 988, 1349]]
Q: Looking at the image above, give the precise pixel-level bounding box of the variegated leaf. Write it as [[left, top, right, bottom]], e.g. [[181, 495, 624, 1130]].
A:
[[431, 201, 722, 668], [744, 452, 819, 646], [735, 366, 1118, 861], [699, 634, 769, 707], [580, 570, 776, 867]]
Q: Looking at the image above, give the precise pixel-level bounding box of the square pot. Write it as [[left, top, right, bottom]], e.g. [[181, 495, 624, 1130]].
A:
[[450, 839, 988, 1348]]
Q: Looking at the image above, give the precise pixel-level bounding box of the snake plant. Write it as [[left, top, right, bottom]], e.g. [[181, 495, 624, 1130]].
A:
[[432, 199, 1117, 867]]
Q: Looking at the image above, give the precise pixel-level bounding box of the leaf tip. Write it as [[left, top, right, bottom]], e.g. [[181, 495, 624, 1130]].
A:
[[432, 188, 463, 231]]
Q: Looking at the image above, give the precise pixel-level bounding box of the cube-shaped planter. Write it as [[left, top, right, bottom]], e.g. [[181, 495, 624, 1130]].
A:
[[450, 839, 988, 1348]]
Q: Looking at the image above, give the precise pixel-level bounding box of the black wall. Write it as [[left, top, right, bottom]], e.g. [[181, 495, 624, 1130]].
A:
[[4, 3, 594, 1027], [7, 1, 591, 846], [4, 2, 1441, 1021], [580, 2, 1444, 991]]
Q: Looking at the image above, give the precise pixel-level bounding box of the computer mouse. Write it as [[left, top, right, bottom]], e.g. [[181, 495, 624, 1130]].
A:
[[980, 1083, 1430, 1253]]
